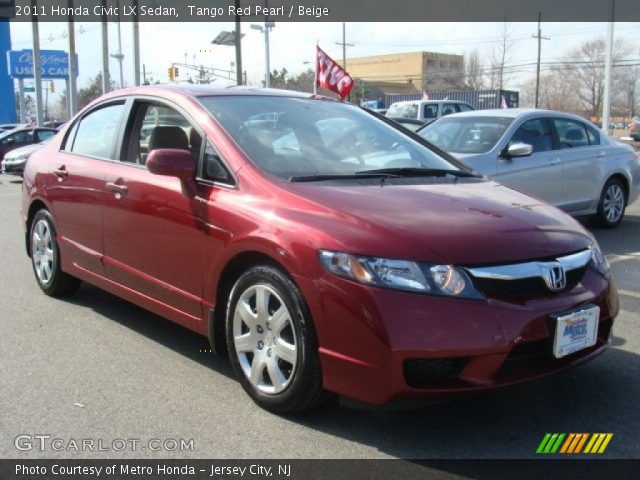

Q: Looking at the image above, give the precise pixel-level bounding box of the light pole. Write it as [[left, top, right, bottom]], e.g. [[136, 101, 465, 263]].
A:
[[251, 22, 275, 88]]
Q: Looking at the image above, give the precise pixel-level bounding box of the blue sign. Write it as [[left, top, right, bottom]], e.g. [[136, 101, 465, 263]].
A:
[[0, 19, 16, 123], [7, 49, 79, 79]]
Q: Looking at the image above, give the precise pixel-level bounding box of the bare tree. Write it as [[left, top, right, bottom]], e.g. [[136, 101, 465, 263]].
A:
[[561, 38, 633, 118], [487, 22, 517, 91], [464, 50, 485, 90], [518, 37, 636, 118]]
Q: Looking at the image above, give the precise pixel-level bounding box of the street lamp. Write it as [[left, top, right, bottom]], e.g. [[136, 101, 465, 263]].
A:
[[250, 22, 275, 88]]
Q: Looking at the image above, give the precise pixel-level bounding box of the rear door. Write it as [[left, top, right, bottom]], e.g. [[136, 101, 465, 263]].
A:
[[496, 116, 562, 204], [551, 116, 606, 213], [102, 99, 206, 327], [45, 100, 126, 276]]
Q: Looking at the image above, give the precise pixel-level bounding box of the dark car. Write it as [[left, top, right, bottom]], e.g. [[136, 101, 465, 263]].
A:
[[22, 85, 616, 413], [0, 127, 57, 165], [630, 118, 640, 141]]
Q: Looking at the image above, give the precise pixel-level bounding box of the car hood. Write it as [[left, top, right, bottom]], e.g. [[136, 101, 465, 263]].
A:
[[287, 180, 593, 265], [4, 142, 44, 159]]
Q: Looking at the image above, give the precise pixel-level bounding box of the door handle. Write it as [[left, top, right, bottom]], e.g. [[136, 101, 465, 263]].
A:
[[596, 151, 607, 157], [106, 181, 128, 195], [547, 158, 560, 166], [53, 166, 68, 178]]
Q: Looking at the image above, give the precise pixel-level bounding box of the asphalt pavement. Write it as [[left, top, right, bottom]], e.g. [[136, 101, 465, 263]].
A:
[[1, 176, 639, 459]]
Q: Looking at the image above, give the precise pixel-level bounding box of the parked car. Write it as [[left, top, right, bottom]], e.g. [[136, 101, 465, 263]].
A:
[[1, 137, 53, 175], [23, 86, 616, 412], [629, 117, 640, 141], [386, 100, 474, 125], [0, 127, 58, 166], [418, 109, 640, 228]]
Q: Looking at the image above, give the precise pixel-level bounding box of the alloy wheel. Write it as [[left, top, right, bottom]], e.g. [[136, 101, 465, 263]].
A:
[[603, 184, 624, 224], [232, 284, 298, 394], [31, 219, 54, 285]]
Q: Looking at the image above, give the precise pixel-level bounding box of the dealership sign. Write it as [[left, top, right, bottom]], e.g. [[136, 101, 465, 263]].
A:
[[7, 49, 78, 79]]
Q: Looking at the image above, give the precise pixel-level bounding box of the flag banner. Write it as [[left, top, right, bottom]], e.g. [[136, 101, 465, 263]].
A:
[[316, 46, 354, 100]]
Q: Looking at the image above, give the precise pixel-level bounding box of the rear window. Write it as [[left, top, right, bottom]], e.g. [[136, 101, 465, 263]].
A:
[[66, 102, 125, 159], [386, 103, 419, 119], [552, 117, 590, 149]]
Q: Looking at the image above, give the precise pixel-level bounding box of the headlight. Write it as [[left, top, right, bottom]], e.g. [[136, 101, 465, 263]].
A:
[[589, 243, 611, 278], [318, 250, 483, 299], [5, 154, 27, 163]]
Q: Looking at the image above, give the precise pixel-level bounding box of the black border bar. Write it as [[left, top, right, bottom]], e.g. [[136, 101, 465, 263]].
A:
[[3, 0, 640, 22], [2, 459, 640, 480]]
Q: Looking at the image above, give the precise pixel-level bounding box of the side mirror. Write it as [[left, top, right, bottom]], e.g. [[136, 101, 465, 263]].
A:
[[147, 148, 196, 181], [147, 148, 197, 196], [6, 138, 15, 146], [504, 142, 533, 158]]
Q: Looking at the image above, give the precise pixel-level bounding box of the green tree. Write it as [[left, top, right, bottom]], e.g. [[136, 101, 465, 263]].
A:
[[77, 72, 116, 109]]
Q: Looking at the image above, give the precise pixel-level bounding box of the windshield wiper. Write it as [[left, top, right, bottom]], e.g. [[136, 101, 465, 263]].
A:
[[355, 167, 481, 178], [289, 172, 400, 182]]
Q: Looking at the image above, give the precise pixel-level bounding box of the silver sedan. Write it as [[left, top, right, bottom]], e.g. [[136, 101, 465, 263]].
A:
[[418, 108, 640, 228]]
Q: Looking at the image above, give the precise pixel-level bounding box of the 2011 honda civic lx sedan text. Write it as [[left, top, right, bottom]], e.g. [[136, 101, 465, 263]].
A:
[[22, 86, 618, 413]]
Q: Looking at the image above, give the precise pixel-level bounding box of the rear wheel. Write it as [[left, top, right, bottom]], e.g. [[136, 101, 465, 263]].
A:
[[225, 265, 327, 413], [30, 209, 81, 296], [593, 178, 626, 228]]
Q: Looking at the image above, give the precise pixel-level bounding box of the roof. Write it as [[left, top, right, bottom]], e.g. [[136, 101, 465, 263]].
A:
[[390, 99, 472, 106], [104, 84, 324, 100], [447, 108, 585, 119]]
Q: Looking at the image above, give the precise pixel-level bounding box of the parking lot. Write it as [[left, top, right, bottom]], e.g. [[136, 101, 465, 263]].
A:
[[1, 175, 639, 460]]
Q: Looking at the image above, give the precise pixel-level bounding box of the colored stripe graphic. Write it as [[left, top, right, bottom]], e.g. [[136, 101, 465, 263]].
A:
[[537, 433, 613, 454]]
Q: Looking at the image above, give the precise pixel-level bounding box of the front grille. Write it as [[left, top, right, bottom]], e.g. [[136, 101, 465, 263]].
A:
[[403, 357, 468, 387], [470, 265, 587, 300]]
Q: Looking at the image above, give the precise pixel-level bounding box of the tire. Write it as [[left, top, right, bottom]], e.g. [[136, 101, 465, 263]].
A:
[[29, 209, 81, 296], [592, 178, 627, 229], [225, 264, 328, 413]]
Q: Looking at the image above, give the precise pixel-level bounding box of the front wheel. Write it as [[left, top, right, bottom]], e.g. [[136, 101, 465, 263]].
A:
[[593, 178, 626, 228], [225, 265, 328, 413], [30, 209, 81, 296]]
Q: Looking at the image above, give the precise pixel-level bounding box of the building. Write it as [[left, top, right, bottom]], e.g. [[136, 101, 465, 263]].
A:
[[340, 51, 465, 95]]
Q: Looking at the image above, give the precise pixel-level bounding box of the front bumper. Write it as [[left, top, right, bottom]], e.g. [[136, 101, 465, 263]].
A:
[[297, 268, 617, 405], [1, 160, 26, 175]]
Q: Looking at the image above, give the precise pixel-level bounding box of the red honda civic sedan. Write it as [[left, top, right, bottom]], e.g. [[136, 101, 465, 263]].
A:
[[22, 86, 618, 413]]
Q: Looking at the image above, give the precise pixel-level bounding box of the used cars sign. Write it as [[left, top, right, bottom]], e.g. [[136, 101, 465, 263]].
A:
[[7, 49, 79, 79]]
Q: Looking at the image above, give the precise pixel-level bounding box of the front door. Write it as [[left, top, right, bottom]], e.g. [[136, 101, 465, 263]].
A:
[[102, 100, 205, 326], [496, 116, 562, 205]]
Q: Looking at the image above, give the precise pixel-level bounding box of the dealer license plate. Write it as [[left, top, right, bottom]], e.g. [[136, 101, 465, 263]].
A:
[[552, 306, 600, 358]]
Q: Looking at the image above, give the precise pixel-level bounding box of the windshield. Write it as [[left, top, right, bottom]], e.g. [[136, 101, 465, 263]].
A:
[[418, 116, 513, 154], [199, 96, 464, 180], [386, 102, 419, 119]]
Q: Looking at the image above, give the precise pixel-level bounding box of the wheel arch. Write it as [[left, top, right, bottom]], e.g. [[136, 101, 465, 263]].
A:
[[606, 172, 630, 206], [25, 198, 51, 256], [208, 249, 294, 356]]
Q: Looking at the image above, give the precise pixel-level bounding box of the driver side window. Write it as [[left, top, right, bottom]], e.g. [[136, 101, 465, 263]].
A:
[[509, 117, 553, 154], [124, 103, 201, 165]]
